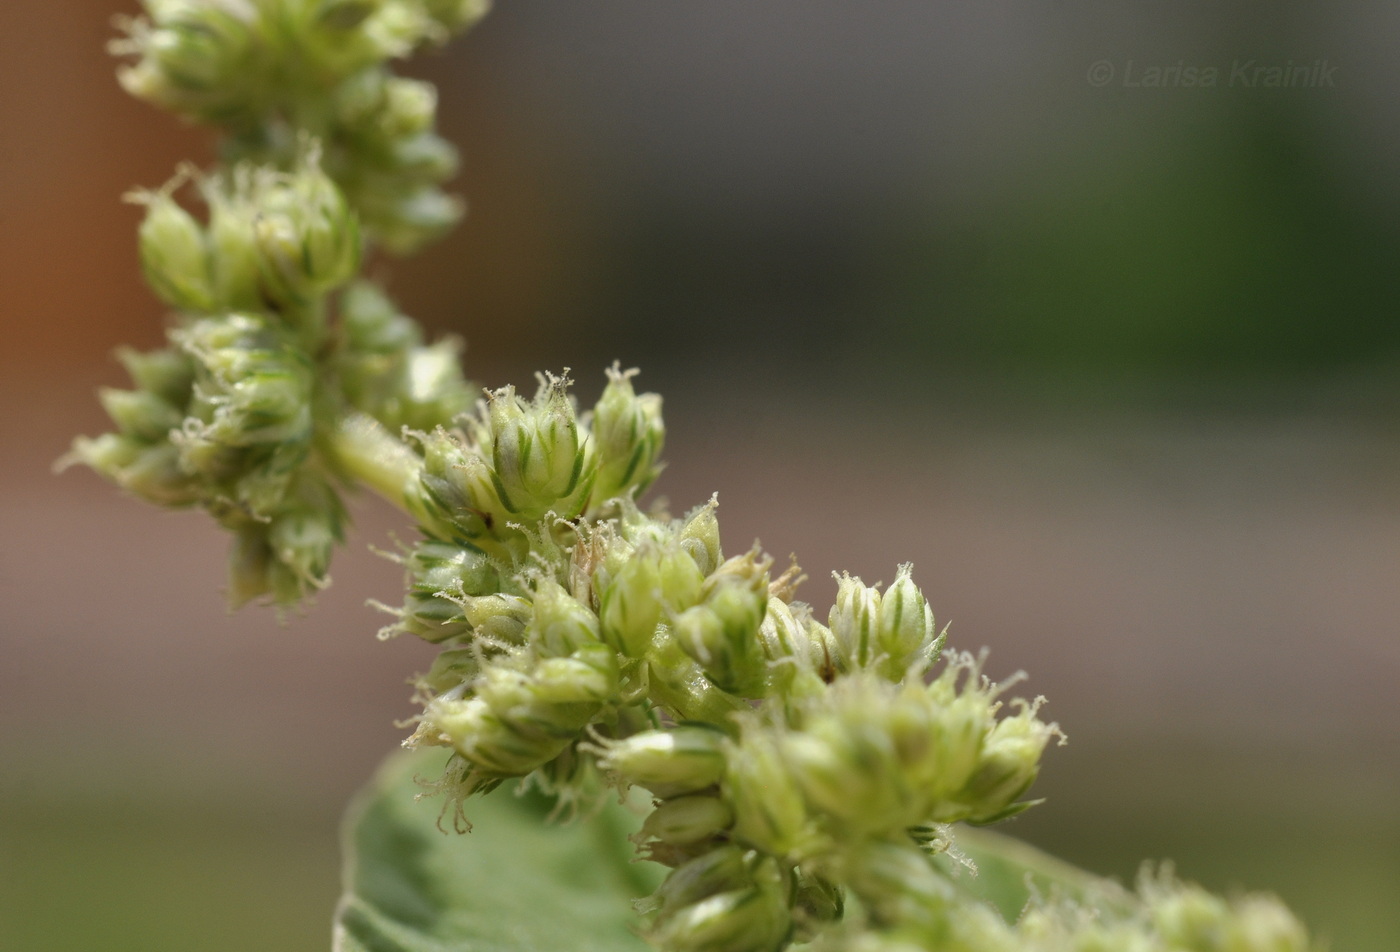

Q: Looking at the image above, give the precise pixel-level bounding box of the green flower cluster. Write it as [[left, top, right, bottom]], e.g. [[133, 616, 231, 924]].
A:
[[71, 0, 483, 605], [76, 5, 1322, 952], [113, 0, 486, 252]]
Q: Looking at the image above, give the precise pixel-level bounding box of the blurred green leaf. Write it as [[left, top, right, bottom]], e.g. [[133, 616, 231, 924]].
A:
[[936, 826, 1102, 923], [334, 750, 662, 952]]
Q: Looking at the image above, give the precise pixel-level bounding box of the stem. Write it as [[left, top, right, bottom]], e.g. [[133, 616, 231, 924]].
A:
[[327, 411, 421, 515]]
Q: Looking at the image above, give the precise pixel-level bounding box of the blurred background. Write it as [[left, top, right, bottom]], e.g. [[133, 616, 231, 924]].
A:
[[3, 1, 1399, 949]]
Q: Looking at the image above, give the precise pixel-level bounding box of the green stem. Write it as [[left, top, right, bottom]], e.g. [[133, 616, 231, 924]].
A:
[[327, 411, 421, 515]]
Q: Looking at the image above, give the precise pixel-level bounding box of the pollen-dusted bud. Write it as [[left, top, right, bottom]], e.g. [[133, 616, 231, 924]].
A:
[[135, 188, 215, 312], [529, 579, 601, 656], [591, 364, 665, 504], [253, 160, 361, 307], [600, 726, 727, 797], [637, 795, 734, 848], [829, 572, 881, 669], [876, 564, 940, 679]]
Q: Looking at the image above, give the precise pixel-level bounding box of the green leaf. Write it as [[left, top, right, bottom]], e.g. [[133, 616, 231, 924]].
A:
[[934, 826, 1105, 923], [334, 750, 663, 952]]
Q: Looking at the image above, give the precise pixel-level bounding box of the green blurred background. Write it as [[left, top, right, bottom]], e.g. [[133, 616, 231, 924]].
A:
[[2, 1, 1397, 949]]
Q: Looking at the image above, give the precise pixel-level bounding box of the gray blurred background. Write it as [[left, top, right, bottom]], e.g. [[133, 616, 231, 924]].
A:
[[3, 1, 1398, 949]]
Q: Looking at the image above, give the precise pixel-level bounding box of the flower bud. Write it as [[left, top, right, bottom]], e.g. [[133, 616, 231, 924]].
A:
[[954, 698, 1056, 824], [98, 388, 183, 443], [646, 844, 750, 916], [485, 376, 592, 519], [829, 572, 881, 669], [638, 795, 734, 847], [226, 482, 344, 609], [417, 647, 480, 695], [790, 873, 843, 939], [679, 497, 722, 576], [116, 346, 195, 406], [392, 540, 498, 642], [115, 0, 259, 119], [723, 732, 813, 858], [135, 189, 214, 312], [600, 726, 727, 797], [531, 646, 619, 706], [591, 364, 665, 503], [459, 593, 531, 646], [431, 695, 565, 778], [204, 174, 263, 310], [648, 885, 792, 952], [529, 579, 601, 656], [66, 435, 200, 508], [876, 564, 940, 678], [407, 427, 497, 544], [674, 578, 768, 696], [599, 543, 705, 657], [377, 77, 437, 138], [253, 161, 361, 306]]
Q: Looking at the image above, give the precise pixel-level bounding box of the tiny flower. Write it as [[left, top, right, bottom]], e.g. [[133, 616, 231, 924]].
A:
[[388, 540, 499, 642], [599, 726, 727, 797], [599, 543, 705, 658], [637, 794, 734, 847], [679, 496, 722, 576], [115, 346, 195, 406], [952, 697, 1058, 824], [98, 387, 184, 443], [528, 578, 601, 657], [647, 885, 792, 952], [457, 592, 532, 646], [646, 844, 750, 916], [829, 572, 881, 669], [723, 731, 814, 858], [114, 0, 260, 119], [133, 187, 215, 312], [590, 364, 665, 504], [253, 159, 362, 307], [673, 578, 768, 697], [875, 564, 940, 678], [484, 374, 594, 519], [65, 434, 199, 508]]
